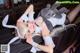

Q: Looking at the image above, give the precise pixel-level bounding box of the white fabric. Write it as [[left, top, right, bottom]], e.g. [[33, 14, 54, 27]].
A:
[[31, 46, 41, 53], [31, 41, 39, 53], [31, 47, 37, 53], [35, 26, 41, 33], [2, 15, 9, 26], [48, 13, 66, 27], [26, 0, 30, 2], [43, 36, 55, 48], [13, 0, 18, 4], [32, 41, 38, 48]]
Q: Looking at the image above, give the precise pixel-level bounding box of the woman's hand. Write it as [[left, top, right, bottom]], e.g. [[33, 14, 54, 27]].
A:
[[25, 33, 33, 45]]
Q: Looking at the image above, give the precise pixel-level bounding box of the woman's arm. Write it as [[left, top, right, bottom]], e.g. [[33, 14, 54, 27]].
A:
[[25, 33, 54, 53], [67, 4, 80, 23]]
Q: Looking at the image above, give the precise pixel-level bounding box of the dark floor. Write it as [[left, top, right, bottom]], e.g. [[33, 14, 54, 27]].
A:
[[0, 28, 14, 44]]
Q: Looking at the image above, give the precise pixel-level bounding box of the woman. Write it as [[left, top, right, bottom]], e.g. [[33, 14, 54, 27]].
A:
[[17, 4, 55, 53], [17, 4, 80, 53]]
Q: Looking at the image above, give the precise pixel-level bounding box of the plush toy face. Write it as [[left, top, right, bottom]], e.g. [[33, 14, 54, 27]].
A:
[[45, 9, 55, 19], [40, 8, 55, 19]]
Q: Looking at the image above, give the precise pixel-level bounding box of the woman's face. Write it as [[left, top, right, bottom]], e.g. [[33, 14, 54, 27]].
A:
[[26, 21, 35, 34]]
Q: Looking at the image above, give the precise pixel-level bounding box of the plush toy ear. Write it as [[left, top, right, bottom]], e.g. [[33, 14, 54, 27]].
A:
[[2, 15, 17, 28], [51, 3, 60, 10], [2, 15, 9, 26], [59, 7, 69, 14], [46, 4, 51, 8]]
